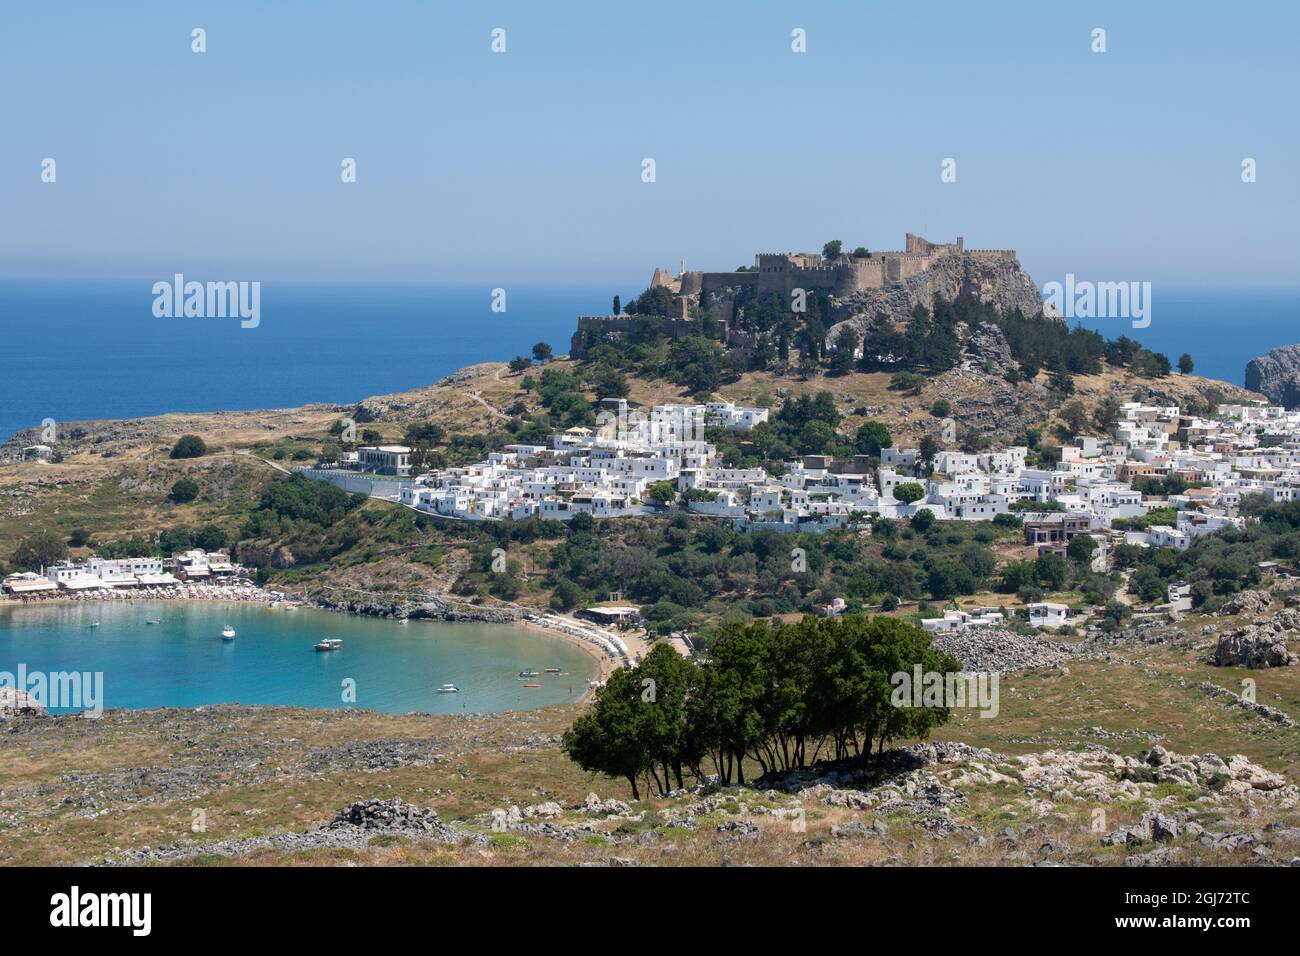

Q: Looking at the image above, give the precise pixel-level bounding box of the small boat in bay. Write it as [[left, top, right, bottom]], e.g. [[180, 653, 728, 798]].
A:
[[522, 683, 541, 689], [544, 668, 561, 674], [221, 625, 236, 641], [146, 619, 161, 625], [314, 638, 343, 652], [518, 670, 540, 679], [437, 683, 458, 694]]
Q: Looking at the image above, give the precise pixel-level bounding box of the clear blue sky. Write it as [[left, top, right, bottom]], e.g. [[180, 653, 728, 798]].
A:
[[2, 0, 1296, 288]]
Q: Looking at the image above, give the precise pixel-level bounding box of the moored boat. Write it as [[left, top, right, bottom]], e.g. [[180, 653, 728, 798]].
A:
[[221, 625, 236, 641], [314, 638, 343, 652], [437, 683, 458, 693]]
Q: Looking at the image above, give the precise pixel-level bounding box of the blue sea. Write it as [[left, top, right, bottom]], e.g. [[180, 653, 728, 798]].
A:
[[0, 602, 597, 714], [0, 279, 614, 443], [1066, 287, 1300, 386], [1, 281, 1297, 443]]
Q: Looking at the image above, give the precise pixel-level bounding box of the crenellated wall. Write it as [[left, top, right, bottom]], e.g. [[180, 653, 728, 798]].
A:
[[679, 235, 1011, 303]]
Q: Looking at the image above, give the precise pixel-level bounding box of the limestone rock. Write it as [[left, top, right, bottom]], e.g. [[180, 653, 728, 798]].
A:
[[0, 688, 46, 717], [1246, 344, 1300, 408], [1213, 627, 1298, 668]]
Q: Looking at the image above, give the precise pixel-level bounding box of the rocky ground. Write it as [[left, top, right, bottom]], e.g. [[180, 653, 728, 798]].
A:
[[929, 626, 1078, 672], [52, 731, 1300, 869]]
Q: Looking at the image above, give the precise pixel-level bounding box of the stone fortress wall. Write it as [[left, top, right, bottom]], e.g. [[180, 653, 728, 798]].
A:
[[666, 233, 1018, 301]]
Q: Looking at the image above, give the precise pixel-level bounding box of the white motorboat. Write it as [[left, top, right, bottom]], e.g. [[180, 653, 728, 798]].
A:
[[437, 683, 459, 694], [314, 638, 343, 652], [221, 625, 236, 640]]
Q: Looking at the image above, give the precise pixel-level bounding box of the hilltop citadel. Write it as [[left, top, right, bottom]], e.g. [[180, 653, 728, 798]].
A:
[[573, 233, 1028, 357]]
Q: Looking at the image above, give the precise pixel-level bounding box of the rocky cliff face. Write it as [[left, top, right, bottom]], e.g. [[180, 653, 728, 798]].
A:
[[828, 253, 1044, 344], [1245, 345, 1300, 408]]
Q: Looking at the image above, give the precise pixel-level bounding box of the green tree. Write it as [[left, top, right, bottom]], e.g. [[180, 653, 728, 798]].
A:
[[532, 341, 553, 364], [893, 482, 926, 504], [646, 481, 677, 506], [917, 435, 940, 473], [14, 529, 68, 571], [194, 523, 230, 551], [1034, 553, 1069, 590], [169, 434, 206, 459], [562, 667, 656, 799], [1066, 534, 1099, 565], [550, 579, 583, 611], [593, 365, 629, 399], [1094, 396, 1122, 431], [169, 477, 199, 503], [828, 328, 858, 375], [797, 420, 836, 455], [1178, 353, 1194, 374], [1059, 401, 1089, 438], [854, 421, 892, 457], [822, 240, 842, 259]]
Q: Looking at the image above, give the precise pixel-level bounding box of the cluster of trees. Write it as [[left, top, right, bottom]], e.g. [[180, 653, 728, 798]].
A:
[[522, 366, 596, 429], [10, 529, 68, 571], [563, 615, 960, 798], [702, 393, 893, 467], [451, 507, 1038, 635], [585, 282, 1179, 398], [508, 342, 554, 371]]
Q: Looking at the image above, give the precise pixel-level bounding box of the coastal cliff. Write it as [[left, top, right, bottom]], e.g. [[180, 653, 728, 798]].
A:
[[828, 252, 1045, 346], [1246, 344, 1300, 408]]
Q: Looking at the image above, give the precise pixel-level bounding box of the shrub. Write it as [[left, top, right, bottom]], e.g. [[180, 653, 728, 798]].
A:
[[169, 478, 200, 503], [169, 435, 206, 459]]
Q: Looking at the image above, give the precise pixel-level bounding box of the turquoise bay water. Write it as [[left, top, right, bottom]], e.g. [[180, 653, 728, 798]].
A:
[[0, 602, 596, 714]]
